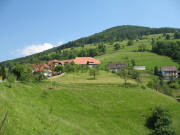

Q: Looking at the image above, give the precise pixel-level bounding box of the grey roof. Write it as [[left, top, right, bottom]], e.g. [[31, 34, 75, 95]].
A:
[[161, 66, 177, 71]]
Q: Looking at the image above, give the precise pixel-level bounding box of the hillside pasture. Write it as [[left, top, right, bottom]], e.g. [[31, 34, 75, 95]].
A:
[[0, 71, 180, 135]]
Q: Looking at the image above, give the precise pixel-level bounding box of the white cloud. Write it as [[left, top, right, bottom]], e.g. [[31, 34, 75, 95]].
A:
[[21, 43, 54, 56]]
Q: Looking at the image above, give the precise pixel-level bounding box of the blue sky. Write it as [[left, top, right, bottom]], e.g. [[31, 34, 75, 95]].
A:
[[0, 0, 180, 62]]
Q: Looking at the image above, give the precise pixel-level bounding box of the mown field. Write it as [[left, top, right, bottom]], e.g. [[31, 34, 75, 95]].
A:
[[0, 71, 180, 135]]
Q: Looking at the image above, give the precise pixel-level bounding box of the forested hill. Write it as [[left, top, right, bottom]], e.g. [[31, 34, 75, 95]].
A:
[[1, 25, 180, 67]]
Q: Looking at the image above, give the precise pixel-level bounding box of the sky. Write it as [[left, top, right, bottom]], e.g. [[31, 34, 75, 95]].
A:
[[0, 0, 180, 62]]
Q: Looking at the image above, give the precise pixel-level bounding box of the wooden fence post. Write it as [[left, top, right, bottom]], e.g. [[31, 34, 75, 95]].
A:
[[0, 111, 8, 133]]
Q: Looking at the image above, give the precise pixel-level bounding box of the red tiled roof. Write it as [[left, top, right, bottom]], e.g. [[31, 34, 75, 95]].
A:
[[60, 59, 74, 65], [32, 63, 50, 72], [161, 66, 177, 71], [74, 57, 101, 65]]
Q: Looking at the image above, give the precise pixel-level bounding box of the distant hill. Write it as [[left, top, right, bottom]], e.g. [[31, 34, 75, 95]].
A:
[[1, 25, 180, 67]]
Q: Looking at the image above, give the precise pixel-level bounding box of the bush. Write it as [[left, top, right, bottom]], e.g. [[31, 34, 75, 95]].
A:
[[152, 126, 176, 135], [127, 40, 134, 46], [6, 74, 16, 88], [146, 106, 176, 135], [113, 43, 120, 50], [64, 62, 75, 72], [55, 65, 64, 74], [169, 82, 179, 89], [141, 85, 146, 89], [146, 106, 171, 129], [137, 44, 147, 52]]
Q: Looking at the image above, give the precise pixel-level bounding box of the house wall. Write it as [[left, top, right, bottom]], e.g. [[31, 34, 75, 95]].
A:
[[161, 70, 178, 79], [44, 72, 52, 77], [88, 64, 97, 68]]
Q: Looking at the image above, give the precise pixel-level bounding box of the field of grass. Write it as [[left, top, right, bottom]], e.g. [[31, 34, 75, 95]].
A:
[[0, 33, 180, 135], [0, 71, 180, 135], [95, 34, 179, 71]]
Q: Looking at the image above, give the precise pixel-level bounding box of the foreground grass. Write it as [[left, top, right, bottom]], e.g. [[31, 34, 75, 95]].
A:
[[0, 71, 180, 135]]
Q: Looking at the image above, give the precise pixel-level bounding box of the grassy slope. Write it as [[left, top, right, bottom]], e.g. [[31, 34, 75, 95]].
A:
[[0, 71, 180, 135], [96, 34, 179, 71], [0, 33, 180, 135]]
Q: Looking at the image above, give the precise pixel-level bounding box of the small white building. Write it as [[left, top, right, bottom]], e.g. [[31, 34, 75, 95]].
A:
[[133, 66, 146, 70]]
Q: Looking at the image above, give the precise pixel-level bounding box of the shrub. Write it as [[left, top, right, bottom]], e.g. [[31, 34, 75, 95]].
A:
[[127, 40, 134, 46], [64, 62, 75, 72], [141, 85, 146, 89], [137, 44, 147, 52], [6, 74, 16, 88], [169, 82, 179, 89], [146, 106, 176, 135], [152, 126, 176, 135], [55, 65, 64, 74], [113, 43, 120, 50]]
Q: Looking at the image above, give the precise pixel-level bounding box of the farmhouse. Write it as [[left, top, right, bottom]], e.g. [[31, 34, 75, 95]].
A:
[[133, 66, 146, 70], [73, 57, 101, 68], [161, 66, 179, 79], [108, 62, 127, 72]]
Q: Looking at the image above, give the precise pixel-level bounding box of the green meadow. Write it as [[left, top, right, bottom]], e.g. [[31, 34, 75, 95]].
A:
[[0, 71, 180, 135], [95, 34, 179, 71], [0, 33, 180, 135]]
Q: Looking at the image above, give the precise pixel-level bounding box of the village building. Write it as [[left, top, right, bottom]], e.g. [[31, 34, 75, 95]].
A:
[[161, 66, 179, 79], [73, 57, 101, 68], [133, 66, 146, 70], [108, 62, 127, 72]]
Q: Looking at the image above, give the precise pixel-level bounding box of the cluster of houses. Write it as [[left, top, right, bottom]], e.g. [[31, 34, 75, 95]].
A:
[[108, 62, 179, 80], [32, 57, 101, 77], [32, 56, 179, 80]]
